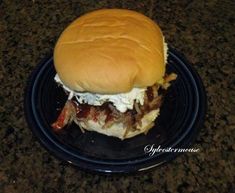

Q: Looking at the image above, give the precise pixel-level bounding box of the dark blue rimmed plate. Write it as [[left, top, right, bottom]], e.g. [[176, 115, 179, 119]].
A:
[[24, 48, 206, 174]]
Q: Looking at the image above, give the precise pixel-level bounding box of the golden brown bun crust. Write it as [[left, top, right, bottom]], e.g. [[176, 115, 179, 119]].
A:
[[54, 9, 165, 94]]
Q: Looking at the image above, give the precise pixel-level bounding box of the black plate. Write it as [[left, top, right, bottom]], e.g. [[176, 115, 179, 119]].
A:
[[24, 48, 206, 174]]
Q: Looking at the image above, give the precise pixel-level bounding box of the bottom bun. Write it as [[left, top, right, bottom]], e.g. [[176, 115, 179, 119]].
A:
[[75, 109, 160, 140]]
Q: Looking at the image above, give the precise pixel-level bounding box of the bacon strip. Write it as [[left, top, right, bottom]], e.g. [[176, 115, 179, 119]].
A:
[[51, 100, 77, 131]]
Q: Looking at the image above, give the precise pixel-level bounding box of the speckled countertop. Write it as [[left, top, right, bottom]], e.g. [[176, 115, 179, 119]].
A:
[[0, 0, 235, 192]]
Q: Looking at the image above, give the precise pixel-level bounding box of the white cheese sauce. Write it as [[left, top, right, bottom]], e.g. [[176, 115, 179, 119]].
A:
[[54, 74, 146, 113]]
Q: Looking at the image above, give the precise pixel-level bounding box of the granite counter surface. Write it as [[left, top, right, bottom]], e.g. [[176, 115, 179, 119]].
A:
[[0, 0, 234, 192]]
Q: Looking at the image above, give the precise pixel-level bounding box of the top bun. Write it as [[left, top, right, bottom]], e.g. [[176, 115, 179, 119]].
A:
[[54, 9, 166, 94]]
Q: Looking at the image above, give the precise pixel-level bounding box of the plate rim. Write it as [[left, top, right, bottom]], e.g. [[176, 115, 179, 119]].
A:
[[24, 47, 207, 174]]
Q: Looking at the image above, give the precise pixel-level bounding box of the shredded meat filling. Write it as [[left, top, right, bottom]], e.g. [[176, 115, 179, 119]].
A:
[[51, 73, 177, 132]]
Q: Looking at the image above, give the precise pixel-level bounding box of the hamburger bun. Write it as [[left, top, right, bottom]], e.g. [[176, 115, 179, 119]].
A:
[[54, 9, 166, 94], [75, 109, 159, 140]]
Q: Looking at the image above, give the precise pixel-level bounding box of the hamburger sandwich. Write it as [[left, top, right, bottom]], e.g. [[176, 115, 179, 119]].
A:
[[51, 9, 177, 140]]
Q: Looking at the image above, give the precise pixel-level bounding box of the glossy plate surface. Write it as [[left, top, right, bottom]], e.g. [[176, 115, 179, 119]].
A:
[[24, 48, 206, 173]]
